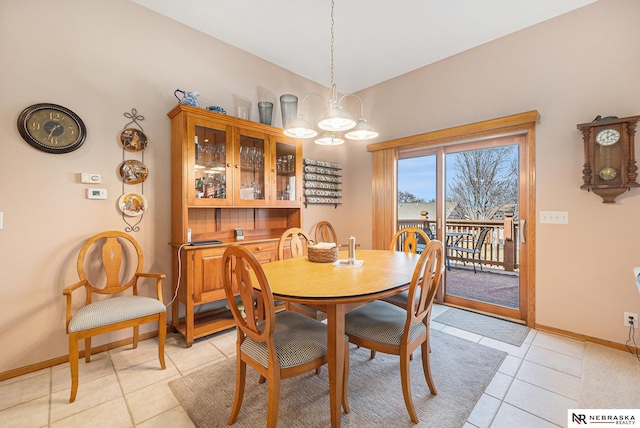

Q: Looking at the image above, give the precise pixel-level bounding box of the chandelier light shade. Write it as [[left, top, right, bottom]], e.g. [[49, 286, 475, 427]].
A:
[[315, 130, 345, 146], [318, 94, 356, 132], [345, 117, 379, 140], [283, 0, 377, 145], [283, 113, 318, 139]]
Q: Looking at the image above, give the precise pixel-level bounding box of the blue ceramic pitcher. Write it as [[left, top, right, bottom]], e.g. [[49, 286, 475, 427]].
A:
[[174, 89, 200, 107]]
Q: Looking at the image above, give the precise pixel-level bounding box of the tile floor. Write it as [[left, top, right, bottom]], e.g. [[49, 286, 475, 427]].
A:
[[0, 305, 614, 427]]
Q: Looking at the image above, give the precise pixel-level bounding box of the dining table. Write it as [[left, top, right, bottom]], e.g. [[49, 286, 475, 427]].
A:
[[259, 249, 422, 428]]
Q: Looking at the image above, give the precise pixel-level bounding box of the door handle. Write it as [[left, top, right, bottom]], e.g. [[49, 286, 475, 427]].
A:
[[520, 219, 526, 244]]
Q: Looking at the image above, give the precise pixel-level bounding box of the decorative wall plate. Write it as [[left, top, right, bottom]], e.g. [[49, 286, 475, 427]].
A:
[[120, 128, 148, 152], [118, 192, 148, 216], [119, 160, 148, 184]]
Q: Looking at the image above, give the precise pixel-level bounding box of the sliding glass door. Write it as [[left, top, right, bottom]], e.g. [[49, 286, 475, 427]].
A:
[[398, 134, 528, 322]]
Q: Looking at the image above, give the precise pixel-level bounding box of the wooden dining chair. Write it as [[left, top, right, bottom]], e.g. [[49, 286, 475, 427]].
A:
[[380, 227, 431, 321], [63, 231, 166, 402], [277, 227, 312, 260], [277, 227, 324, 318], [389, 226, 430, 254], [314, 220, 361, 250], [314, 220, 338, 244], [344, 240, 444, 423], [222, 245, 349, 427]]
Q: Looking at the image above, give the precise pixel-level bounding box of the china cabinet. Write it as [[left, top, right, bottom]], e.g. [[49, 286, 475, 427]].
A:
[[168, 104, 302, 346]]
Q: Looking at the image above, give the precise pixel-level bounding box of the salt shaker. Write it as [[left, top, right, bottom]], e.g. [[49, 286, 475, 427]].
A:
[[348, 236, 356, 264]]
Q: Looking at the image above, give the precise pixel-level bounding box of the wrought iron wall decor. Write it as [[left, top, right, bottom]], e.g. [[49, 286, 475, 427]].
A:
[[118, 108, 149, 232], [303, 158, 342, 208]]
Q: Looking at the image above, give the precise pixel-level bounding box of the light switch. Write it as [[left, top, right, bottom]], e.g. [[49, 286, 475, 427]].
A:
[[540, 210, 569, 224], [81, 173, 101, 184]]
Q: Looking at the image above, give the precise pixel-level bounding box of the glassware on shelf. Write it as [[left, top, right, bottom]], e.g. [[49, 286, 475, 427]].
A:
[[258, 101, 273, 125]]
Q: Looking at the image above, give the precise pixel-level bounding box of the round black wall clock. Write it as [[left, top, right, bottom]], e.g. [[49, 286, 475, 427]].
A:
[[17, 103, 87, 153]]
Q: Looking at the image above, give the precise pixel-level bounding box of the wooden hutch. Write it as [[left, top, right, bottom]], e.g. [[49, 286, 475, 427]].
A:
[[168, 104, 302, 346]]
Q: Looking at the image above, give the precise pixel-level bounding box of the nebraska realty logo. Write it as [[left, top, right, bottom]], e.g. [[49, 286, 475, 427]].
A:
[[569, 409, 639, 425]]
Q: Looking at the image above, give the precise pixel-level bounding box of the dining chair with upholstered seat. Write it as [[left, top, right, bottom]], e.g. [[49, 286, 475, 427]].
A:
[[63, 231, 166, 403], [314, 220, 338, 244], [389, 226, 430, 254], [277, 227, 325, 319], [344, 240, 445, 423], [381, 227, 431, 312], [314, 220, 361, 250], [277, 227, 312, 260], [222, 245, 349, 427]]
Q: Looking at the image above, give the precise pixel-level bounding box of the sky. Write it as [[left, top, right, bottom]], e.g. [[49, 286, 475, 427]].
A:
[[398, 155, 437, 201], [398, 145, 518, 202]]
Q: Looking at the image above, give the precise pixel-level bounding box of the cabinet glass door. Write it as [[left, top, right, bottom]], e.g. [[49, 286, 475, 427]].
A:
[[235, 130, 268, 206], [273, 138, 301, 206], [191, 123, 231, 205]]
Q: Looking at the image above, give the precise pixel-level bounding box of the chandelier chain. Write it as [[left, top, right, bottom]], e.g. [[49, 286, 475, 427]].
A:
[[330, 0, 335, 97]]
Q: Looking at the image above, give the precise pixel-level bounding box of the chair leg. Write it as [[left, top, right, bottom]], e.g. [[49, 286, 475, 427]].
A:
[[370, 349, 376, 359], [259, 375, 266, 384], [69, 335, 79, 403], [133, 325, 139, 349], [266, 372, 281, 428], [399, 350, 419, 423], [84, 337, 92, 362], [228, 358, 247, 425], [342, 341, 350, 414], [158, 313, 166, 369], [421, 340, 437, 396]]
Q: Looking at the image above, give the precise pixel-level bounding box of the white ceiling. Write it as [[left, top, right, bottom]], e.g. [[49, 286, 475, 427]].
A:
[[132, 0, 597, 94]]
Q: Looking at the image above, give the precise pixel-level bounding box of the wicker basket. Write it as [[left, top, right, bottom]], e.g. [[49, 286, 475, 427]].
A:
[[308, 246, 339, 263]]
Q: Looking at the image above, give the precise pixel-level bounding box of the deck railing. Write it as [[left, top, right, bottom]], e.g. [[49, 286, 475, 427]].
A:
[[397, 218, 520, 271]]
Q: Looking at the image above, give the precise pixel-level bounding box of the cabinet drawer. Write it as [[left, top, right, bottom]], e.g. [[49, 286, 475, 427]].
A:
[[243, 242, 276, 254], [243, 241, 277, 264]]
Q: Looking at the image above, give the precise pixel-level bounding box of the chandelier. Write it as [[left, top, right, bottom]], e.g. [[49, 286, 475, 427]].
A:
[[283, 0, 378, 145]]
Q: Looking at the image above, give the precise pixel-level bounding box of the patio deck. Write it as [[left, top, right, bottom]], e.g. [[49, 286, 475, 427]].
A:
[[445, 266, 519, 309]]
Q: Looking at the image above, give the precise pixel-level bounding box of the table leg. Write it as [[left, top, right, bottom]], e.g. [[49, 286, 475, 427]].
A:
[[326, 304, 345, 428]]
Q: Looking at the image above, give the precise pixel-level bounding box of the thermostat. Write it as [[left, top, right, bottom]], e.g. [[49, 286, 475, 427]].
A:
[[87, 188, 107, 199]]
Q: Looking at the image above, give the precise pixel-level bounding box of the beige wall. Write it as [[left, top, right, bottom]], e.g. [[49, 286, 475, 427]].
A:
[[0, 0, 347, 373], [1, 0, 639, 374], [347, 0, 640, 344]]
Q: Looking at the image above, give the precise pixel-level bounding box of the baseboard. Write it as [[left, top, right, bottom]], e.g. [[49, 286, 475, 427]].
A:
[[0, 330, 160, 382], [1, 323, 633, 382], [534, 323, 631, 353]]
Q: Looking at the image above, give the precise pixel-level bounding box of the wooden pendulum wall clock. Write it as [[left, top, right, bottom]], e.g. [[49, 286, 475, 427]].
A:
[[577, 115, 640, 203]]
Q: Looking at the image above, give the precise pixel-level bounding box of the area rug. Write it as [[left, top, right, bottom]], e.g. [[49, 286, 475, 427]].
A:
[[169, 330, 506, 427], [433, 307, 529, 346]]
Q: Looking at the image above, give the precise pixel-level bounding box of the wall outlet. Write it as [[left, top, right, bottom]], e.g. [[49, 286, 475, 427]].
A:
[[624, 312, 638, 327]]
